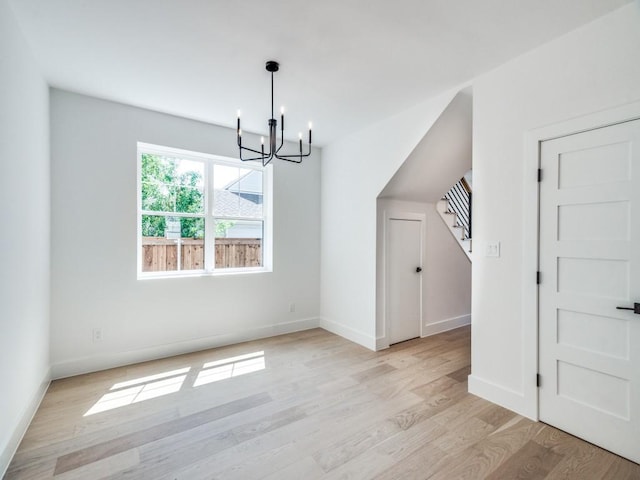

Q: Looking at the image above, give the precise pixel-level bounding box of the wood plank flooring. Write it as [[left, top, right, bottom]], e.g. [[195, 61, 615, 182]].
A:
[[5, 326, 640, 479]]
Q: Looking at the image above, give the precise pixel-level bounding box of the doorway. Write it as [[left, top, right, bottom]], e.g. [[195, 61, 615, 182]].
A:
[[538, 118, 640, 463], [385, 213, 424, 345]]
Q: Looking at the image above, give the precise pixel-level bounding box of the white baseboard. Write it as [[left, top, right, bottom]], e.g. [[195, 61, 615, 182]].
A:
[[52, 317, 320, 379], [375, 314, 471, 350], [319, 317, 376, 351], [1, 368, 50, 479], [468, 374, 536, 420], [375, 337, 390, 351], [422, 314, 471, 337]]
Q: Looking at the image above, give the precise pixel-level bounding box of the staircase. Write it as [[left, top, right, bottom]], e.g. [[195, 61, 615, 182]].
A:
[[436, 175, 472, 261]]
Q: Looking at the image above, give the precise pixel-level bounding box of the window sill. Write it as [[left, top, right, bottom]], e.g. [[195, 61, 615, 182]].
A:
[[137, 267, 272, 280]]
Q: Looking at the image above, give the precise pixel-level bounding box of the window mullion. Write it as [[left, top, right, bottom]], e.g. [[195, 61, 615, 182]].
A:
[[262, 165, 272, 270], [211, 215, 263, 222], [204, 161, 215, 272], [140, 210, 205, 218]]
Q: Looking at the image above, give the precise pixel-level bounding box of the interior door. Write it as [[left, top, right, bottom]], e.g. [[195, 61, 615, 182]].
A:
[[387, 217, 422, 344], [539, 118, 640, 463]]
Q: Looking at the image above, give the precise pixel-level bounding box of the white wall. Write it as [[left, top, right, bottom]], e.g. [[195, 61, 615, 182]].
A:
[[50, 90, 320, 378], [379, 89, 473, 204], [320, 89, 460, 348], [470, 2, 640, 417], [0, 0, 51, 474], [376, 199, 471, 348]]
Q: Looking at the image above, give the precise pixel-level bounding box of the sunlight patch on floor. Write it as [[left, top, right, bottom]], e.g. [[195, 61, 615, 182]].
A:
[[84, 368, 190, 416], [84, 351, 267, 416], [194, 351, 265, 387]]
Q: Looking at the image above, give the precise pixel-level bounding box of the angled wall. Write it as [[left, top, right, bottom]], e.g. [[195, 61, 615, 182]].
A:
[[320, 87, 462, 348], [376, 90, 472, 348], [379, 89, 472, 203]]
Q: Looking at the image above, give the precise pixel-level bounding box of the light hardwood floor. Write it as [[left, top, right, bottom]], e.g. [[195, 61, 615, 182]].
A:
[[5, 326, 640, 479]]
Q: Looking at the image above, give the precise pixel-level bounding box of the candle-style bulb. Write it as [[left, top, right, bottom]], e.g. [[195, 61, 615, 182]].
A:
[[308, 121, 313, 130], [298, 132, 302, 140], [261, 136, 264, 145], [237, 109, 241, 118], [280, 106, 285, 115]]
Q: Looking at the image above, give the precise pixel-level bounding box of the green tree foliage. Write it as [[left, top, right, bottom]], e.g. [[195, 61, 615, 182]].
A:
[[141, 153, 205, 238], [215, 220, 236, 237], [141, 153, 237, 239]]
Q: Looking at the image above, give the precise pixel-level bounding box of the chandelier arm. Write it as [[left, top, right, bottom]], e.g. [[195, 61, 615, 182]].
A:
[[239, 152, 269, 162], [275, 136, 312, 160], [274, 155, 303, 164], [275, 154, 311, 160], [239, 145, 268, 156], [275, 150, 312, 160], [275, 120, 285, 153], [262, 156, 273, 167], [276, 140, 312, 159], [239, 144, 274, 163]]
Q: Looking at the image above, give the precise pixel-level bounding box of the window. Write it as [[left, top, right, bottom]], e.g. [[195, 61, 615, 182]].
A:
[[137, 143, 271, 277]]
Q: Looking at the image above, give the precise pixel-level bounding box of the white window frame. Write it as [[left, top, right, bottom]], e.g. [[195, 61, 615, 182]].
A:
[[137, 142, 273, 279]]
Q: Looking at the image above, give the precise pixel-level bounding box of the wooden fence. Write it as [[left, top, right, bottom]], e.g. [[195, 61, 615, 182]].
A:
[[141, 237, 262, 271]]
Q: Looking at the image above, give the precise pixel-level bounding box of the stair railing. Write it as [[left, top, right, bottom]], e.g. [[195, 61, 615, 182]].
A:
[[444, 177, 472, 242]]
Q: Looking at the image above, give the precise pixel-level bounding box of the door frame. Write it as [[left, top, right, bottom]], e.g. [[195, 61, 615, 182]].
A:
[[381, 210, 426, 349], [522, 100, 640, 420]]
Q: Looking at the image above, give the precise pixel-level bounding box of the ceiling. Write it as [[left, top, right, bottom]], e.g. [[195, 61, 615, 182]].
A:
[[8, 0, 631, 146]]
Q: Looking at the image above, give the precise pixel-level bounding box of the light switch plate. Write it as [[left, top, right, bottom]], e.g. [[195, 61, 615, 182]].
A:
[[486, 241, 500, 258]]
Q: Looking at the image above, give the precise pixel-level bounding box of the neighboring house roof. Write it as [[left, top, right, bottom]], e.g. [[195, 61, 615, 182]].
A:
[[215, 190, 262, 218], [215, 170, 263, 218], [222, 170, 262, 193]]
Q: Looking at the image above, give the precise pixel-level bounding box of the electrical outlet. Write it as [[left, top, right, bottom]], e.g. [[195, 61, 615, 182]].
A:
[[289, 302, 296, 313], [92, 328, 103, 343]]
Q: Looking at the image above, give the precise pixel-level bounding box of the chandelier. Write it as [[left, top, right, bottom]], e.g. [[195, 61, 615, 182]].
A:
[[236, 61, 312, 166]]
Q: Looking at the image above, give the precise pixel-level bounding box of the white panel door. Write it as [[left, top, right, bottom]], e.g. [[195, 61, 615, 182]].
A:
[[387, 218, 422, 344], [539, 119, 640, 463]]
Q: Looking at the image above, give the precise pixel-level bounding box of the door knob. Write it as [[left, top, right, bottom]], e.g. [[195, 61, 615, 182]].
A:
[[416, 267, 422, 273], [616, 303, 640, 314]]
